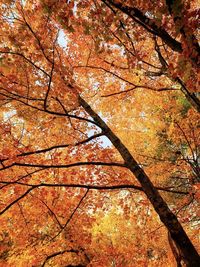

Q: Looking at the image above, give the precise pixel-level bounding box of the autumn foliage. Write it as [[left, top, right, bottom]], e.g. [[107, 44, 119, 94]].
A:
[[0, 0, 200, 266]]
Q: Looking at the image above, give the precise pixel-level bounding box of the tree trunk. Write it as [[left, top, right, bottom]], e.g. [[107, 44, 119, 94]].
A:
[[78, 95, 200, 266]]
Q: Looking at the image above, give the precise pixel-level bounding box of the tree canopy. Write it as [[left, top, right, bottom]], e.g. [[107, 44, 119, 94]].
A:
[[0, 0, 199, 266]]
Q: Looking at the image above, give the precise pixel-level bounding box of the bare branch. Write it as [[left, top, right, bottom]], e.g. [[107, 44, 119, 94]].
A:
[[33, 195, 63, 229], [101, 86, 176, 97], [0, 51, 50, 77], [0, 161, 126, 171], [41, 249, 80, 267], [0, 181, 190, 195], [51, 189, 89, 240], [44, 32, 58, 110], [16, 133, 103, 158], [0, 186, 35, 216]]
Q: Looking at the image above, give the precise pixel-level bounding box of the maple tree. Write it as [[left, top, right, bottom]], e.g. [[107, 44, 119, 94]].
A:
[[0, 0, 200, 266]]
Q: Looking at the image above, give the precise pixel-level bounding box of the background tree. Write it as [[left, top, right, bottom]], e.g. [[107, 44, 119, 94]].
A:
[[0, 0, 199, 266]]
